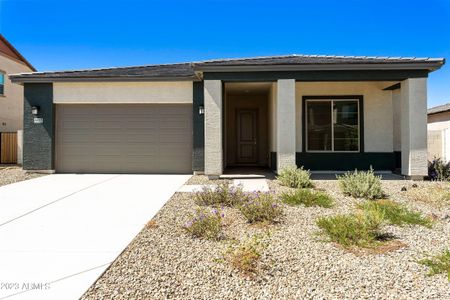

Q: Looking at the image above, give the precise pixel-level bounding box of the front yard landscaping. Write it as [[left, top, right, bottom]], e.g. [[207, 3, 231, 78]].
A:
[[83, 170, 450, 299], [0, 166, 45, 187]]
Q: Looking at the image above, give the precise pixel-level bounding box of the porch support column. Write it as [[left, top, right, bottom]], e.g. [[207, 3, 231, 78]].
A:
[[204, 80, 223, 176], [400, 78, 428, 178], [276, 79, 296, 173]]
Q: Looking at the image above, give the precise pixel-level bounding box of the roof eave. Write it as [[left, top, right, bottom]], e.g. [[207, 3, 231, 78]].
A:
[[428, 109, 450, 116], [9, 75, 201, 83], [194, 62, 445, 72], [0, 35, 36, 71]]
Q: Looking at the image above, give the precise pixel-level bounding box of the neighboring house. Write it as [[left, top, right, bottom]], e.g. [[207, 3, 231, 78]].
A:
[[427, 103, 450, 162], [10, 55, 445, 179], [0, 34, 36, 163]]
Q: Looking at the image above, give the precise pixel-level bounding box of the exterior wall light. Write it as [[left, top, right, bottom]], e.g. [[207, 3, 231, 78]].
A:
[[198, 105, 205, 115], [31, 106, 40, 116]]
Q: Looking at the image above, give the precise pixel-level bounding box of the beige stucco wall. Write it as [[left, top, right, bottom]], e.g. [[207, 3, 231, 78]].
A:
[[428, 120, 450, 163], [428, 120, 450, 131], [0, 53, 34, 132], [53, 81, 193, 104], [428, 130, 443, 161], [392, 89, 401, 152], [295, 81, 397, 153], [427, 112, 450, 163]]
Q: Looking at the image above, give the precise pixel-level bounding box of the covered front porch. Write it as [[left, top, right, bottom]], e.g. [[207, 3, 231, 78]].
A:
[[202, 76, 428, 179]]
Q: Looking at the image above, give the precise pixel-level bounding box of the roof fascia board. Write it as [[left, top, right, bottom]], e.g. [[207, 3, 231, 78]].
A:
[[428, 110, 450, 116]]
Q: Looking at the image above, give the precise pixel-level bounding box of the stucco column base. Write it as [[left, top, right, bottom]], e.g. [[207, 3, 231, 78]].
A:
[[406, 175, 426, 181], [276, 79, 296, 173]]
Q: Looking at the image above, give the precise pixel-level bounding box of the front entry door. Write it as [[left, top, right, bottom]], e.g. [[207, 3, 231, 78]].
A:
[[237, 109, 258, 164]]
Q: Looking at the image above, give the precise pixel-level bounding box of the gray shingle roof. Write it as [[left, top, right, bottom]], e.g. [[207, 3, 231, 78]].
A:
[[198, 54, 444, 66], [9, 54, 445, 82], [428, 103, 450, 115], [11, 63, 196, 80]]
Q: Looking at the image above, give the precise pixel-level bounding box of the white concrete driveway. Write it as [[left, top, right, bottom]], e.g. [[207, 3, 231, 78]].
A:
[[0, 174, 191, 300]]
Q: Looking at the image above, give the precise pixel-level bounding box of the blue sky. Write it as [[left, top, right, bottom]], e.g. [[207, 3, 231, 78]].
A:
[[0, 0, 449, 107]]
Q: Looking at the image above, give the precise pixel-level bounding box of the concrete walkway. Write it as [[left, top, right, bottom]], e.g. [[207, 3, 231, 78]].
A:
[[232, 179, 269, 192], [0, 174, 190, 300], [178, 178, 269, 193]]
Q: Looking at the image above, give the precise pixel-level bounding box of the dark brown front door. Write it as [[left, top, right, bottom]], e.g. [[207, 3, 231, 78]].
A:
[[237, 109, 258, 164]]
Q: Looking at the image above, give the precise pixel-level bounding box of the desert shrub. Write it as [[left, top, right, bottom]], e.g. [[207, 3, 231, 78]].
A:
[[359, 200, 432, 228], [337, 168, 383, 199], [419, 249, 450, 281], [428, 158, 450, 181], [238, 192, 283, 224], [277, 166, 312, 188], [226, 233, 270, 275], [316, 208, 385, 247], [281, 189, 333, 208], [408, 184, 450, 207], [194, 182, 244, 207], [183, 208, 224, 240]]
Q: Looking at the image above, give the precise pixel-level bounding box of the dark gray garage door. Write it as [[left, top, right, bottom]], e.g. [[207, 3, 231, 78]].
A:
[[56, 104, 192, 173]]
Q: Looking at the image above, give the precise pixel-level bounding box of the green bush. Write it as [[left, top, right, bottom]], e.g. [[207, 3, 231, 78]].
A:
[[359, 200, 432, 228], [194, 182, 244, 207], [316, 209, 384, 247], [238, 192, 283, 224], [337, 168, 384, 199], [428, 157, 450, 181], [277, 166, 312, 188], [281, 189, 334, 208], [183, 208, 223, 240], [419, 249, 450, 281]]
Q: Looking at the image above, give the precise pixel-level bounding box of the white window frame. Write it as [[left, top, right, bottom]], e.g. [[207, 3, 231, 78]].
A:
[[305, 98, 360, 153]]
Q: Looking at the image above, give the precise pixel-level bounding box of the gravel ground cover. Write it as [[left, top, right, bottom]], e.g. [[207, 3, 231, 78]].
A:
[[0, 166, 45, 187], [185, 175, 230, 185], [83, 176, 450, 300]]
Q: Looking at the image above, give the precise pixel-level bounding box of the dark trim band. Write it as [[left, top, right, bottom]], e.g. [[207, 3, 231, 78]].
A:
[[203, 70, 429, 82], [296, 152, 397, 171]]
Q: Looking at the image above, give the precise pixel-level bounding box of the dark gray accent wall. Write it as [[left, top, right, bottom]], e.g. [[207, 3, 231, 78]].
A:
[[394, 151, 402, 169], [271, 152, 396, 171], [203, 70, 428, 82], [23, 83, 54, 170], [296, 152, 397, 171], [270, 152, 277, 171], [192, 82, 204, 171]]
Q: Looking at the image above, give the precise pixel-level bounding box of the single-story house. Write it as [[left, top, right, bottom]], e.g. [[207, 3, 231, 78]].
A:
[[10, 54, 445, 179], [427, 103, 450, 162], [0, 34, 36, 164]]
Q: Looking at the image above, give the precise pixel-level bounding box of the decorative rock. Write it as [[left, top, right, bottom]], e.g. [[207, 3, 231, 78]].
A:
[[82, 177, 450, 300]]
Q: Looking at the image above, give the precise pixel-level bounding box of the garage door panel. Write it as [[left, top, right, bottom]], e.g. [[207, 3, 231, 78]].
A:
[[56, 104, 192, 174], [61, 121, 92, 129], [126, 121, 158, 128]]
